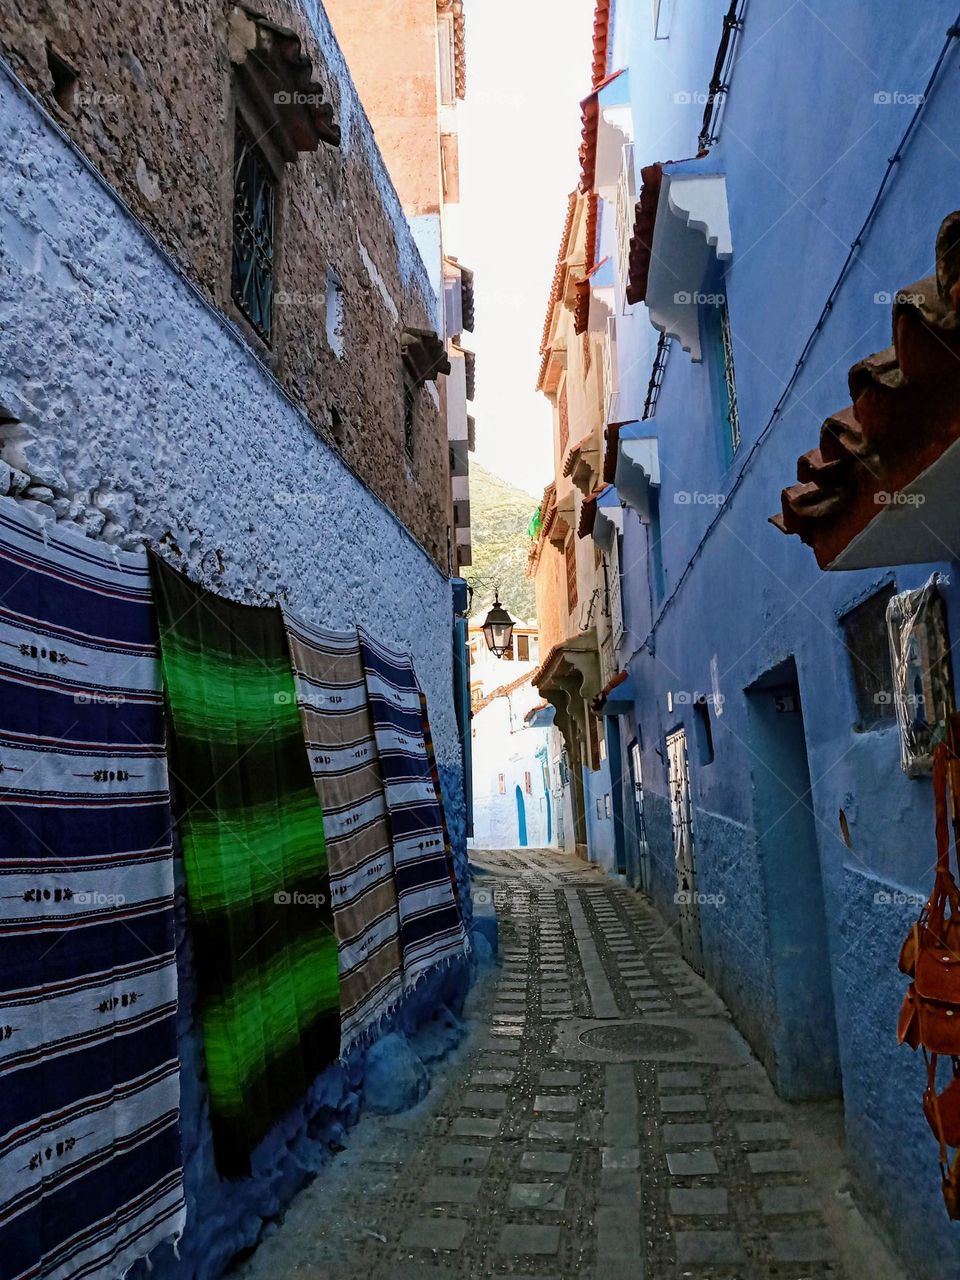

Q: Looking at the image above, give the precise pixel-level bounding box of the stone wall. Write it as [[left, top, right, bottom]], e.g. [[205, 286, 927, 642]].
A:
[[0, 59, 475, 1280], [0, 0, 453, 568]]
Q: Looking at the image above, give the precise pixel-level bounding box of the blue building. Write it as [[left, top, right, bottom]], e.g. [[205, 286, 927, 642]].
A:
[[539, 0, 960, 1271]]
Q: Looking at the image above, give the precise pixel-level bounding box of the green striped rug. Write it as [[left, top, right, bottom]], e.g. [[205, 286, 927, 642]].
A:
[[151, 556, 340, 1176]]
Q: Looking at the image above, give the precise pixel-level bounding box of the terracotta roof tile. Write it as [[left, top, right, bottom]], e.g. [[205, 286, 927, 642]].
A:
[[591, 0, 612, 90], [437, 0, 466, 99], [578, 486, 607, 539], [473, 669, 532, 716], [573, 248, 606, 336], [603, 420, 634, 484], [625, 163, 663, 306], [771, 210, 960, 568], [578, 71, 624, 195]]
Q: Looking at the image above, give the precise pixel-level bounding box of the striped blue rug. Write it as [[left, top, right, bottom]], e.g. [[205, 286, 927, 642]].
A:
[[0, 500, 185, 1280], [358, 630, 467, 986]]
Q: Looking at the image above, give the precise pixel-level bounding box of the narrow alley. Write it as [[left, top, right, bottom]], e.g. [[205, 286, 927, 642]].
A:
[[238, 847, 901, 1280]]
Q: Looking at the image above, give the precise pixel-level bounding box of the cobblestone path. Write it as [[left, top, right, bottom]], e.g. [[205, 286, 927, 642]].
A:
[[239, 847, 903, 1280]]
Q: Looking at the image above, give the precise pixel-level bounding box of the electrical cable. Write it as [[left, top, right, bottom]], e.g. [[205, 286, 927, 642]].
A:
[[637, 16, 960, 656]]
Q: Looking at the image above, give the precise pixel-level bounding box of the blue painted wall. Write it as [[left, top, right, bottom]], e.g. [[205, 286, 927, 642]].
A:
[[583, 756, 617, 874], [593, 1, 960, 1270]]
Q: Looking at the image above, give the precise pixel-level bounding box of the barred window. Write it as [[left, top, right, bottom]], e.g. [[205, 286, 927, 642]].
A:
[[232, 120, 275, 342], [565, 537, 578, 613], [558, 382, 570, 456]]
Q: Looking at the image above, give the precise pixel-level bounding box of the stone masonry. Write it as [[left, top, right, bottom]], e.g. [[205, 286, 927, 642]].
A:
[[237, 846, 907, 1280], [0, 0, 452, 567]]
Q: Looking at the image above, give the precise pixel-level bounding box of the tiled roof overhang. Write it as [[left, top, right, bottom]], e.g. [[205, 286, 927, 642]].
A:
[[625, 164, 663, 306], [229, 6, 341, 156], [538, 193, 579, 391], [473, 670, 532, 716], [528, 483, 557, 574], [532, 631, 602, 702], [402, 327, 451, 384], [437, 0, 466, 99], [460, 265, 475, 332], [771, 210, 960, 570], [579, 71, 625, 195], [578, 487, 608, 539], [591, 0, 612, 89], [603, 421, 634, 483]]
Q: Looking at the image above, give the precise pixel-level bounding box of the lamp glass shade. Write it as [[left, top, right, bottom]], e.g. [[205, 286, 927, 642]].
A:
[[482, 597, 515, 658]]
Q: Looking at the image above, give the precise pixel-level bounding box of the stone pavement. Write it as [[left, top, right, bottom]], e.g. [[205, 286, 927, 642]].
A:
[[238, 847, 905, 1280]]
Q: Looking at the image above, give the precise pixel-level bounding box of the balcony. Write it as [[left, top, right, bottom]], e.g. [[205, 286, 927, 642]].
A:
[[626, 156, 732, 361]]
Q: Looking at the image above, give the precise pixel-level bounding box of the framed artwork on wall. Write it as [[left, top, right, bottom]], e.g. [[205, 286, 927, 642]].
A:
[[887, 574, 956, 776]]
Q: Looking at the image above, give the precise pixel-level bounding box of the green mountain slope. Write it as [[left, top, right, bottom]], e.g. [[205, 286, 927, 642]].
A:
[[467, 462, 539, 623]]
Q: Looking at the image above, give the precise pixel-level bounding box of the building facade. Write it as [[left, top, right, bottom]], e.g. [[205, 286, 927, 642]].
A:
[[325, 0, 476, 571], [466, 617, 553, 848], [0, 2, 473, 1275], [537, 0, 960, 1272]]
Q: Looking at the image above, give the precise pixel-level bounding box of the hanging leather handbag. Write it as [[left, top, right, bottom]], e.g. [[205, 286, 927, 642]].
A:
[[898, 744, 960, 1051], [924, 1059, 960, 1150]]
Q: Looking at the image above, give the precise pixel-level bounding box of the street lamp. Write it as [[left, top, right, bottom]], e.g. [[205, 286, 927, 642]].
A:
[[482, 591, 515, 659]]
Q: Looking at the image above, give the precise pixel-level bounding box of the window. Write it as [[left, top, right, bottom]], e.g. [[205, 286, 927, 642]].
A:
[[703, 285, 740, 459], [558, 382, 570, 456], [693, 695, 715, 765], [325, 267, 345, 357], [602, 316, 619, 424], [604, 793, 612, 817], [403, 377, 418, 457], [502, 635, 515, 661], [719, 299, 740, 454], [840, 585, 897, 731], [648, 490, 666, 602], [232, 120, 276, 342], [47, 44, 79, 113], [616, 143, 637, 296], [497, 773, 505, 794], [517, 634, 530, 662], [524, 771, 532, 795], [565, 537, 578, 613], [588, 712, 601, 772]]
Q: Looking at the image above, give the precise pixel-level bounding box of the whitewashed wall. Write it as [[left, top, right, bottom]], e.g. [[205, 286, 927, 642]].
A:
[[0, 70, 460, 768]]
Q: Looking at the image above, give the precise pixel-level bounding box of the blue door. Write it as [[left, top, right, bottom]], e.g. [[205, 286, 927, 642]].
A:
[[515, 785, 528, 847]]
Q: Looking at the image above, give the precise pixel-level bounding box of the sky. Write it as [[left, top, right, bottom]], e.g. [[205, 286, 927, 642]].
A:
[[454, 0, 595, 500]]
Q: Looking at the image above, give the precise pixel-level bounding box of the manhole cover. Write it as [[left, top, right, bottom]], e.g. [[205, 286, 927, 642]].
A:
[[579, 1022, 695, 1053]]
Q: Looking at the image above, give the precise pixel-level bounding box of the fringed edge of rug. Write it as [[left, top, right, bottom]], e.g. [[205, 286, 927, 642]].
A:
[[337, 943, 472, 1062]]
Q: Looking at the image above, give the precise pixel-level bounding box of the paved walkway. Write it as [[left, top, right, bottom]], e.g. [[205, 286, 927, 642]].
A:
[[239, 847, 904, 1280]]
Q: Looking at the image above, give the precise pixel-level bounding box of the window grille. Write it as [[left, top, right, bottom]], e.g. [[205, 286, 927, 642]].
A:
[[565, 538, 578, 613], [719, 300, 740, 453], [231, 120, 275, 342]]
